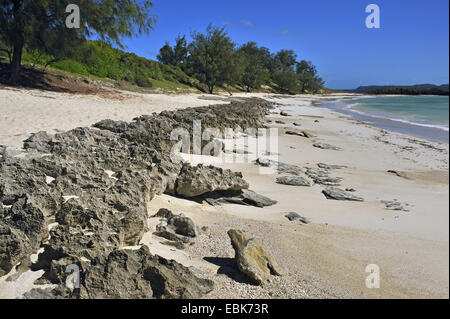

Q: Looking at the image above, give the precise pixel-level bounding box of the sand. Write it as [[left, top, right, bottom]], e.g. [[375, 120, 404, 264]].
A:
[[0, 88, 229, 149], [0, 87, 448, 298]]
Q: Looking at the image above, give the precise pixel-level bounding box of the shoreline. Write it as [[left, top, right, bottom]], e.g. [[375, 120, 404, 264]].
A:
[[317, 95, 449, 144], [0, 88, 448, 299]]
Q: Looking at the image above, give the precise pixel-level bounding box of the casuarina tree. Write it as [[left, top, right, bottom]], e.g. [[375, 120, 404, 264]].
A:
[[187, 24, 235, 94]]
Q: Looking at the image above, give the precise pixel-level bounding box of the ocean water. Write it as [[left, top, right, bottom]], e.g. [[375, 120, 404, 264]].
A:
[[320, 96, 449, 143]]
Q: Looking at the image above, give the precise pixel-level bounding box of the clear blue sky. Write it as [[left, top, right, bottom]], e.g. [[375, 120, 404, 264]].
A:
[[120, 0, 449, 89]]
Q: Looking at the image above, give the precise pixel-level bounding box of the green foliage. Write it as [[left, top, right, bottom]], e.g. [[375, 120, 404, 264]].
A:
[[156, 27, 326, 94], [22, 49, 55, 68], [296, 60, 324, 93], [157, 35, 188, 69], [187, 24, 235, 94], [134, 72, 153, 88], [52, 59, 89, 76], [272, 70, 300, 94], [157, 42, 175, 66], [237, 42, 267, 91], [271, 49, 298, 72]]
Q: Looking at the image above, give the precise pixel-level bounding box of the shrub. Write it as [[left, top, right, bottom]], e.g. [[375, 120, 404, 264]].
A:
[[52, 59, 89, 76], [134, 72, 153, 87]]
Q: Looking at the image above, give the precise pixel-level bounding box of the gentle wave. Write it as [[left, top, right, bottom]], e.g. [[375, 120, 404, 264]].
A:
[[346, 105, 449, 132]]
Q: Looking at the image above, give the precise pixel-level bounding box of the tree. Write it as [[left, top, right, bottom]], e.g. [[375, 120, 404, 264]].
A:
[[157, 34, 187, 67], [296, 60, 324, 93], [273, 70, 299, 94], [237, 42, 266, 91], [0, 0, 156, 83], [187, 24, 235, 94], [271, 49, 297, 72], [157, 42, 175, 65], [173, 35, 188, 68]]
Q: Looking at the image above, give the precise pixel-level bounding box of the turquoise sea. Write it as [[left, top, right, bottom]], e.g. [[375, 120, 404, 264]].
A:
[[320, 96, 449, 143]]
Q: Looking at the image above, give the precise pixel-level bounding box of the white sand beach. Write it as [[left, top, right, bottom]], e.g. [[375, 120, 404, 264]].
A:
[[0, 87, 448, 298]]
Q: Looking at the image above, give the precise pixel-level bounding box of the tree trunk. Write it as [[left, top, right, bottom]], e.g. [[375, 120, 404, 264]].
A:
[[9, 37, 24, 84], [9, 0, 24, 84]]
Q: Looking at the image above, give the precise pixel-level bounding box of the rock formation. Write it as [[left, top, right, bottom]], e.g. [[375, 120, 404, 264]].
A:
[[227, 229, 283, 285], [0, 98, 273, 298]]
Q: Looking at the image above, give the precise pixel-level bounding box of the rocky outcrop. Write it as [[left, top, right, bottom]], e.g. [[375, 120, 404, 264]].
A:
[[32, 245, 214, 299], [0, 98, 273, 298], [227, 229, 283, 285], [0, 197, 46, 276]]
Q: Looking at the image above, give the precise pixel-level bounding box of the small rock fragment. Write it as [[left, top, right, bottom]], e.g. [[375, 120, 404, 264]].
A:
[[284, 212, 310, 224], [313, 143, 342, 151]]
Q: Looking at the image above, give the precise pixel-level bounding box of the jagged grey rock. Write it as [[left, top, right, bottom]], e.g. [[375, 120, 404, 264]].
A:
[[204, 189, 277, 208], [317, 163, 347, 170], [322, 187, 364, 201], [34, 246, 214, 298], [276, 162, 304, 175], [276, 176, 313, 187], [227, 229, 283, 285], [381, 200, 409, 212], [153, 209, 199, 245], [305, 168, 343, 186], [175, 164, 249, 198]]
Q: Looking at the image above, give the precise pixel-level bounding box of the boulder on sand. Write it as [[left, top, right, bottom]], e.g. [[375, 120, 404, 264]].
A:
[[175, 163, 249, 198], [204, 189, 277, 208], [227, 229, 283, 285]]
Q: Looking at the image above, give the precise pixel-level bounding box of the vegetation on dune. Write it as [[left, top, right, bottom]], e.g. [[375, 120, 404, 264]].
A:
[[0, 0, 156, 84], [157, 25, 325, 94]]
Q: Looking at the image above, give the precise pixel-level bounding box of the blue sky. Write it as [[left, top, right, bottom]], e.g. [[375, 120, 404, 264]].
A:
[[120, 0, 449, 89]]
